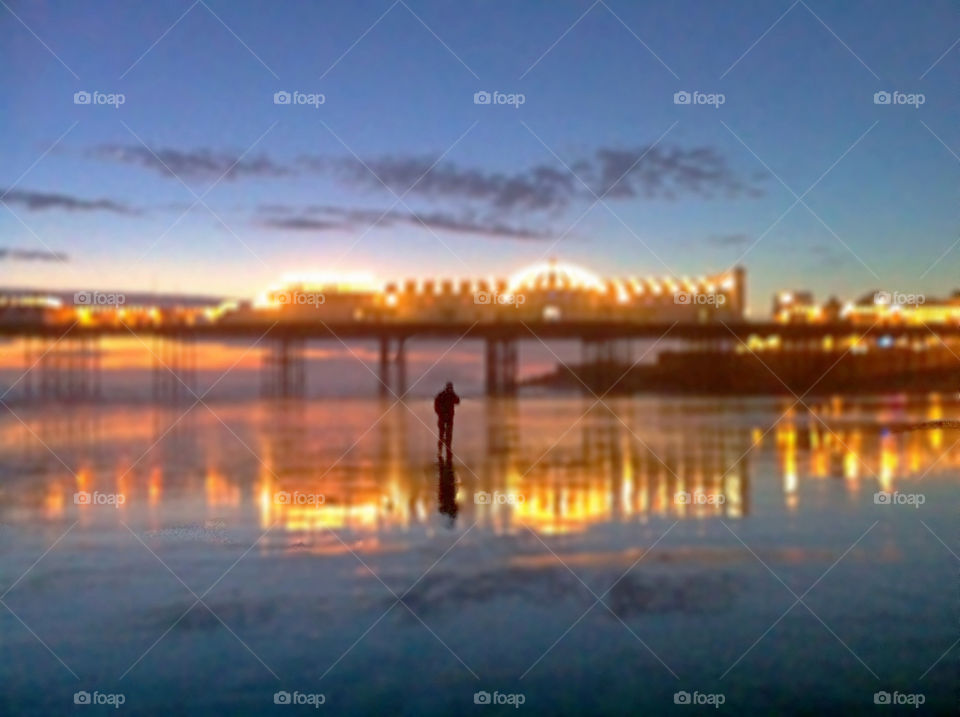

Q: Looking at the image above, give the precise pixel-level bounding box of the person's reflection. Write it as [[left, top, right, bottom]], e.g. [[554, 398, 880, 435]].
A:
[[437, 455, 458, 526]]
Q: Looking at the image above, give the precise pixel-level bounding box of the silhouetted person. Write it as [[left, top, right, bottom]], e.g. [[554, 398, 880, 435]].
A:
[[434, 381, 460, 458], [437, 454, 458, 526]]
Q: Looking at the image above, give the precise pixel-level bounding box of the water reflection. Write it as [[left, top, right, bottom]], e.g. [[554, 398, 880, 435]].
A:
[[2, 397, 958, 539], [437, 456, 458, 526]]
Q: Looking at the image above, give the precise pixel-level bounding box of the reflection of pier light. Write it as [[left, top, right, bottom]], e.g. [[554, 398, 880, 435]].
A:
[[784, 469, 798, 512], [844, 450, 859, 481], [148, 467, 162, 507], [205, 469, 240, 508], [879, 437, 897, 493], [76, 468, 90, 495], [44, 481, 64, 519]]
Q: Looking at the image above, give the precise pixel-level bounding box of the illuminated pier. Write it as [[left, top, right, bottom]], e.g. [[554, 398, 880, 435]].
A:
[[4, 261, 960, 399]]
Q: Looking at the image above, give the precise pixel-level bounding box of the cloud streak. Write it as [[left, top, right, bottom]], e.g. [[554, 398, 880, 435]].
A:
[[257, 204, 551, 240], [0, 247, 68, 261], [88, 142, 765, 212], [1, 188, 138, 215], [87, 145, 293, 181]]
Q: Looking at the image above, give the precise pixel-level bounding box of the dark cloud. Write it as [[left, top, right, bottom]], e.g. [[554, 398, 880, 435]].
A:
[[591, 146, 762, 200], [258, 204, 550, 241], [0, 247, 67, 261], [89, 145, 293, 181], [403, 210, 551, 240], [258, 216, 348, 232], [312, 146, 762, 210], [317, 156, 579, 212], [1, 188, 138, 214], [87, 143, 764, 212]]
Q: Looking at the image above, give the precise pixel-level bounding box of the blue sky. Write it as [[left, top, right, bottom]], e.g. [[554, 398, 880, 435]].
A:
[[1, 0, 958, 314]]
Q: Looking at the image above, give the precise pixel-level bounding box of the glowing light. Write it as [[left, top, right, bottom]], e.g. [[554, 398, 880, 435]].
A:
[[614, 280, 630, 303], [506, 259, 605, 293]]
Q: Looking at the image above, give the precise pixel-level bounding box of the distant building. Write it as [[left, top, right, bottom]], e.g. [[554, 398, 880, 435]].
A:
[[772, 291, 817, 323], [844, 289, 960, 326], [771, 288, 960, 326]]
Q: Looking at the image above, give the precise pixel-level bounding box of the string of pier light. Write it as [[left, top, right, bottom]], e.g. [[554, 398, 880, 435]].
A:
[[252, 260, 742, 313]]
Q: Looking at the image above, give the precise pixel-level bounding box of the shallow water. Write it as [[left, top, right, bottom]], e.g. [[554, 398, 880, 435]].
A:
[[0, 395, 956, 714]]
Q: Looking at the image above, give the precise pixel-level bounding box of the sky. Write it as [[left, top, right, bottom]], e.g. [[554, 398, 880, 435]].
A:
[[1, 0, 958, 316]]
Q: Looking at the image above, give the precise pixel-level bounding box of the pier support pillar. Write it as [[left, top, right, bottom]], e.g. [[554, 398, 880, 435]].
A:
[[378, 337, 390, 398], [260, 336, 306, 399], [395, 338, 407, 398], [376, 336, 409, 399], [32, 334, 102, 403], [485, 338, 518, 396], [153, 334, 198, 402]]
